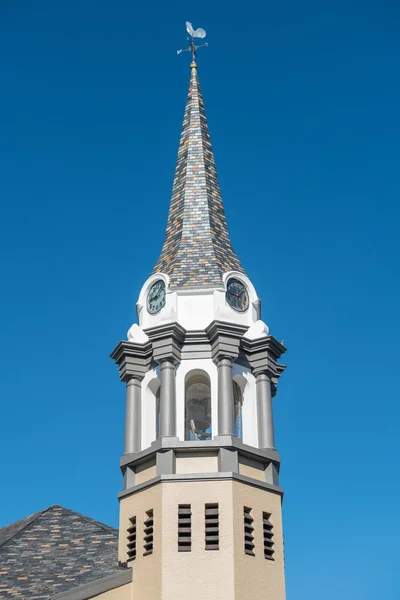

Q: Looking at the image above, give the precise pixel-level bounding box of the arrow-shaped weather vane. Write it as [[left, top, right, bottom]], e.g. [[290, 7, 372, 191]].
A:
[[177, 21, 208, 62]]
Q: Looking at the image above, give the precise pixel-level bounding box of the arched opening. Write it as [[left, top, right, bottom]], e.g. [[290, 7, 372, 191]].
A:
[[185, 371, 212, 441], [233, 380, 243, 440], [156, 386, 161, 439], [147, 378, 161, 441]]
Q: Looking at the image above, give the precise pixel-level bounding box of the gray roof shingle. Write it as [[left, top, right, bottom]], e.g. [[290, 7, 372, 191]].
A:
[[0, 505, 123, 599], [152, 62, 246, 289]]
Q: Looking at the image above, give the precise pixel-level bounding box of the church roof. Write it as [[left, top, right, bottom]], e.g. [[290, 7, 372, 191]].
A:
[[0, 505, 125, 599], [152, 62, 245, 289]]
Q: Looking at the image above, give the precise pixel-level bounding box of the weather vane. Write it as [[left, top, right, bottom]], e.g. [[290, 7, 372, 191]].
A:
[[177, 22, 208, 62]]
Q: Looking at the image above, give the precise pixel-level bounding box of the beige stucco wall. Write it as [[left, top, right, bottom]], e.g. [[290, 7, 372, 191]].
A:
[[135, 460, 157, 485], [119, 478, 285, 600], [175, 452, 218, 474], [92, 583, 132, 600], [238, 456, 265, 482], [119, 485, 162, 600], [161, 480, 235, 600], [232, 481, 285, 600]]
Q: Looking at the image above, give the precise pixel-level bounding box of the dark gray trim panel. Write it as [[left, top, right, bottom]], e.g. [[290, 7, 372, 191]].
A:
[[51, 569, 132, 600], [120, 436, 280, 469]]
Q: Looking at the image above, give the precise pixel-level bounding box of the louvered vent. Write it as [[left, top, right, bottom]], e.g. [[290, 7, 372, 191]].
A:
[[263, 512, 274, 560], [127, 517, 136, 561], [178, 504, 192, 552], [243, 507, 255, 555], [205, 503, 219, 550], [144, 509, 154, 556]]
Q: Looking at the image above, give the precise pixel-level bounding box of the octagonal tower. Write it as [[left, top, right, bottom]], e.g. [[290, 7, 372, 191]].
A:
[[111, 61, 287, 600]]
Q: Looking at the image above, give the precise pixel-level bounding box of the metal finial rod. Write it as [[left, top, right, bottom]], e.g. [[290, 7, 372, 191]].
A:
[[177, 21, 208, 62]]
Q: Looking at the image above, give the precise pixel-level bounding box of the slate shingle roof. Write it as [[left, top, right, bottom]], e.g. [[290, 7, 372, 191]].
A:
[[152, 62, 245, 289], [0, 505, 122, 599]]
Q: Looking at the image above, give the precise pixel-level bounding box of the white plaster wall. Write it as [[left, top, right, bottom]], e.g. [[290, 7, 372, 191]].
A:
[[176, 284, 259, 330], [141, 366, 160, 451], [135, 270, 262, 450], [176, 290, 214, 329], [137, 273, 173, 330], [232, 364, 258, 448], [176, 358, 218, 441], [140, 359, 257, 450], [136, 271, 260, 331], [141, 358, 219, 449]]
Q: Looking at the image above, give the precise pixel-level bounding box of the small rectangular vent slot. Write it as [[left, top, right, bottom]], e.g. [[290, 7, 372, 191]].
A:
[[178, 504, 192, 552], [127, 516, 136, 561], [244, 507, 255, 556], [205, 503, 219, 551], [263, 512, 274, 560], [143, 509, 154, 556]]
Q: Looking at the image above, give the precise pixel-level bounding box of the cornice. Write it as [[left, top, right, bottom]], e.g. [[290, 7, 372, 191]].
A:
[[118, 472, 284, 500], [241, 335, 287, 378], [144, 322, 186, 364], [205, 320, 248, 362], [120, 436, 280, 469], [110, 340, 153, 382]]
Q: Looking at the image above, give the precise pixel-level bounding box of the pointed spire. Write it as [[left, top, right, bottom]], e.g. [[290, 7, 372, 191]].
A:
[[152, 62, 245, 289]]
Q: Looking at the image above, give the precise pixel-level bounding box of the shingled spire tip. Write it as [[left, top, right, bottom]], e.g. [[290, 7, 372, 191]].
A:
[[153, 30, 245, 289]]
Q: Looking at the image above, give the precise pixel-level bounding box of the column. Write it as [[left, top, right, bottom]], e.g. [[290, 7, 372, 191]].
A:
[[217, 357, 235, 436], [256, 372, 275, 448], [124, 377, 142, 454], [159, 359, 177, 438]]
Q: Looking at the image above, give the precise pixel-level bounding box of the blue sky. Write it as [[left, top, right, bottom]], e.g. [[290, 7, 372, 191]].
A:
[[1, 1, 399, 598]]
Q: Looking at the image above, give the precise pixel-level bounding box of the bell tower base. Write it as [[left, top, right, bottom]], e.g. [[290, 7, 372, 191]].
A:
[[118, 464, 285, 600]]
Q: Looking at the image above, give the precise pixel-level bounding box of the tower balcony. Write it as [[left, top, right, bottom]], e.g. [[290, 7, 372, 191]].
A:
[[119, 434, 282, 496]]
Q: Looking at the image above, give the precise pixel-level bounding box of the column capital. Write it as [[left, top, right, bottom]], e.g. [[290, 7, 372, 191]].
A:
[[126, 377, 142, 387], [217, 356, 233, 365], [205, 320, 247, 364], [255, 371, 272, 383], [110, 340, 153, 383], [241, 335, 286, 380], [144, 322, 186, 365], [159, 358, 178, 369]]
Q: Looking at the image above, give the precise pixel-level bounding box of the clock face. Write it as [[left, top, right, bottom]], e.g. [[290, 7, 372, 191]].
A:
[[147, 279, 166, 314], [226, 278, 249, 312]]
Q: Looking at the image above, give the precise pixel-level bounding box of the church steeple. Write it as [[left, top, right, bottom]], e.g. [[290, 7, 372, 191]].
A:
[[152, 62, 245, 289], [112, 27, 287, 599]]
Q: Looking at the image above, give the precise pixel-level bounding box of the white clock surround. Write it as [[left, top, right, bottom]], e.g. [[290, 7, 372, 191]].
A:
[[137, 270, 259, 331]]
